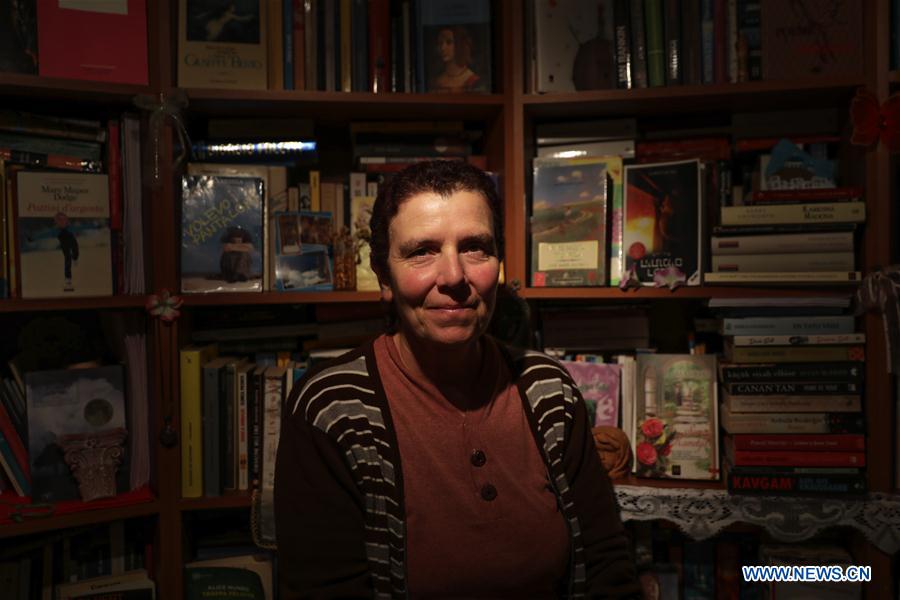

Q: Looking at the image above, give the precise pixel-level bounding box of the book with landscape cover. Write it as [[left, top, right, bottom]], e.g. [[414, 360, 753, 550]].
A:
[[273, 210, 334, 291], [632, 354, 718, 480], [15, 170, 113, 298], [177, 0, 267, 89], [530, 157, 608, 287], [623, 160, 702, 286], [25, 365, 127, 503], [181, 175, 264, 293]]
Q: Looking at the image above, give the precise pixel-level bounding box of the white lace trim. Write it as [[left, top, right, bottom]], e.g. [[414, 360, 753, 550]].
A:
[[616, 485, 900, 553]]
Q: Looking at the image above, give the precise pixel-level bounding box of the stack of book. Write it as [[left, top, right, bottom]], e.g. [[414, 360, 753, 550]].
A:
[[718, 309, 866, 496]]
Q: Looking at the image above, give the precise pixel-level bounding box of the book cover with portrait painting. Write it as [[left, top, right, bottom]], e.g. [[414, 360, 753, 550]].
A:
[[181, 175, 264, 293], [416, 0, 492, 93], [623, 159, 702, 286], [631, 354, 719, 481]]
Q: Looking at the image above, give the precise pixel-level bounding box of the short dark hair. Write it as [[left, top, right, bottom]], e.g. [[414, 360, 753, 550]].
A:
[[369, 159, 503, 283]]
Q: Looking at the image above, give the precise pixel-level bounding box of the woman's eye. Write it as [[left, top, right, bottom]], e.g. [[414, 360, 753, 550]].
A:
[[408, 247, 430, 257]]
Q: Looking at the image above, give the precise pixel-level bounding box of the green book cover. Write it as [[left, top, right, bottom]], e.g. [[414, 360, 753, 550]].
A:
[[184, 567, 265, 600]]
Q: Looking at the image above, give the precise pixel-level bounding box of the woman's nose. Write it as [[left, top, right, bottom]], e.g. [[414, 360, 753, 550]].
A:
[[435, 253, 466, 288]]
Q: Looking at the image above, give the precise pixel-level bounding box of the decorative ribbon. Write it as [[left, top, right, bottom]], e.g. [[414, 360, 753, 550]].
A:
[[855, 265, 900, 373], [132, 90, 192, 187], [145, 289, 183, 323], [850, 88, 900, 153]]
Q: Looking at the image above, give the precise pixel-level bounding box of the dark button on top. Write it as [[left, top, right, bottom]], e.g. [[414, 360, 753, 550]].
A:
[[480, 483, 497, 501], [470, 449, 487, 467]]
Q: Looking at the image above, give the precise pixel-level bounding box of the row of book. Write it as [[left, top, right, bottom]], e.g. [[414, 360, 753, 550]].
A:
[[0, 110, 145, 300], [526, 0, 861, 93], [177, 0, 493, 94]]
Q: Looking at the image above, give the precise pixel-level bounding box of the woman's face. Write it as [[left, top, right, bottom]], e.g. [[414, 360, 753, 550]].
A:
[[382, 190, 499, 350], [437, 29, 455, 63]]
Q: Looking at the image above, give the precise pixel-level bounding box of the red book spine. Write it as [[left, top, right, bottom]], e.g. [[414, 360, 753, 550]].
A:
[[368, 0, 391, 93], [0, 402, 28, 481], [293, 0, 306, 90], [731, 434, 865, 452], [731, 449, 866, 467]]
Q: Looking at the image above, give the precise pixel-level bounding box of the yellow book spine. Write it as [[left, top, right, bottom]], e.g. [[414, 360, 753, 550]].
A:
[[180, 344, 218, 498]]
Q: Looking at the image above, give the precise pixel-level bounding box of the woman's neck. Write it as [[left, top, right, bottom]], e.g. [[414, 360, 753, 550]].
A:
[[392, 330, 483, 390], [443, 62, 466, 77]]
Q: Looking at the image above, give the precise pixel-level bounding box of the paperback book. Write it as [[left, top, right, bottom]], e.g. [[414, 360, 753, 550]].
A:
[[181, 175, 264, 293], [632, 354, 719, 480], [530, 157, 608, 287], [561, 361, 620, 427], [623, 160, 702, 286], [273, 211, 334, 291], [15, 170, 113, 298], [416, 0, 492, 93]]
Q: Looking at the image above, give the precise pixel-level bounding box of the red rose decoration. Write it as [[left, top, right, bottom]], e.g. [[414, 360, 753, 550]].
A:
[[628, 242, 646, 260], [636, 442, 658, 466], [659, 444, 672, 457], [641, 418, 665, 439]]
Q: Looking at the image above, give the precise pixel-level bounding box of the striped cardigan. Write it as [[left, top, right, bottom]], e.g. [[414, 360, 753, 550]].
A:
[[274, 337, 640, 599]]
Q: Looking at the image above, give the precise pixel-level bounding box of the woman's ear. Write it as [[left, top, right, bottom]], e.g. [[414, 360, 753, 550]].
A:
[[371, 260, 394, 302]]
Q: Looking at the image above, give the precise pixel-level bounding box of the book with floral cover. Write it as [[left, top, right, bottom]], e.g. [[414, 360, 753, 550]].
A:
[[631, 354, 719, 480], [562, 361, 621, 428]]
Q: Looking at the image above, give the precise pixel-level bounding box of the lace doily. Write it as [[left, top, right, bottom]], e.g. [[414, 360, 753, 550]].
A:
[[616, 485, 900, 554]]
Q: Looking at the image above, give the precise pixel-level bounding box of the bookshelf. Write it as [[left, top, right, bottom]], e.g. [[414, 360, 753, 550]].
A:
[[1, 0, 898, 598]]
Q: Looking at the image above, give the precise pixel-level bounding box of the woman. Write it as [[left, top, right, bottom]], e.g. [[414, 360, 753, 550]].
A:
[[430, 26, 481, 93], [275, 160, 639, 598]]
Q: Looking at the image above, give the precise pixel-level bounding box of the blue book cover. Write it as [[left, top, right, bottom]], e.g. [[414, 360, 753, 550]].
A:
[[273, 210, 333, 291], [181, 175, 264, 293]]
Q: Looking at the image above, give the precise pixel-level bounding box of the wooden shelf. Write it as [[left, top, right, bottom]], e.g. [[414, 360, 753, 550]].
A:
[[0, 500, 160, 539], [179, 493, 253, 512], [520, 286, 855, 300], [0, 73, 153, 106], [182, 89, 505, 121], [523, 77, 864, 118], [182, 291, 381, 306], [613, 476, 725, 490], [0, 295, 149, 313]]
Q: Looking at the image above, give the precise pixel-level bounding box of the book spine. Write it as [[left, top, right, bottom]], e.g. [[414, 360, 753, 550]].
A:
[[703, 270, 861, 285], [268, 0, 284, 90], [368, 0, 391, 93], [682, 0, 702, 85], [727, 472, 866, 495], [720, 202, 866, 226], [202, 365, 221, 497], [712, 251, 855, 273], [614, 0, 633, 88], [721, 410, 865, 434], [293, 0, 306, 90], [730, 333, 865, 347], [730, 449, 865, 467], [180, 348, 212, 498], [723, 393, 861, 413], [237, 369, 249, 491], [725, 381, 860, 395], [222, 364, 236, 492], [0, 430, 28, 496], [710, 231, 853, 255], [730, 434, 865, 452], [700, 0, 714, 83], [713, 0, 727, 83], [305, 0, 317, 90], [284, 0, 295, 90], [351, 0, 368, 91], [643, 0, 665, 86], [722, 315, 855, 336], [664, 0, 681, 84], [629, 0, 648, 87], [0, 400, 28, 484], [737, 0, 761, 80], [750, 186, 863, 202], [720, 362, 863, 383], [725, 345, 865, 363]]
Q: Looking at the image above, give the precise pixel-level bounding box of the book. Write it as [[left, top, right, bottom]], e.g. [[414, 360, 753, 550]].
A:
[[623, 160, 702, 286], [350, 195, 378, 291], [711, 252, 855, 273], [184, 555, 273, 600], [719, 404, 865, 434], [561, 361, 620, 427], [632, 354, 719, 480], [55, 569, 155, 600], [177, 0, 267, 90], [530, 157, 608, 287], [710, 231, 854, 255], [15, 170, 113, 298], [181, 175, 264, 293], [720, 202, 866, 226], [725, 444, 865, 468], [25, 365, 127, 503], [729, 333, 864, 347], [181, 344, 218, 499], [417, 0, 492, 93], [723, 344, 864, 363], [200, 356, 231, 498], [721, 315, 855, 336], [719, 362, 863, 383], [730, 434, 865, 452], [727, 470, 866, 495], [0, 0, 38, 74], [721, 391, 861, 413], [534, 0, 616, 92], [36, 0, 149, 85], [724, 381, 860, 395], [703, 271, 861, 285], [273, 210, 334, 291]]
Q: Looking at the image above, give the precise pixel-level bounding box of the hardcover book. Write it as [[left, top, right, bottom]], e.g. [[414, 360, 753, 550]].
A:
[[15, 170, 113, 298], [632, 354, 719, 480], [181, 175, 264, 293], [623, 159, 702, 286], [416, 0, 492, 93], [36, 0, 148, 85], [273, 210, 333, 291], [562, 361, 620, 427], [530, 156, 608, 287], [177, 0, 267, 90], [25, 365, 127, 503]]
